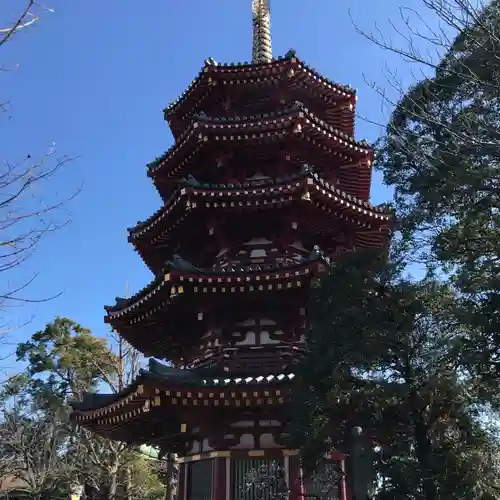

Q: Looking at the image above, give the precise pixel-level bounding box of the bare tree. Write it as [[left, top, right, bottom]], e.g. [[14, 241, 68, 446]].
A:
[[353, 0, 496, 123], [10, 317, 159, 500], [0, 1, 52, 47], [0, 2, 79, 335], [0, 410, 75, 500], [73, 332, 146, 500], [350, 0, 500, 268], [351, 0, 500, 159]]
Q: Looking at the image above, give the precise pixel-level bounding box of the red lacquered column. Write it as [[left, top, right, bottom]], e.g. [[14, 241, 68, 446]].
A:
[[211, 458, 227, 500], [327, 452, 349, 500], [339, 455, 348, 500], [288, 454, 302, 500]]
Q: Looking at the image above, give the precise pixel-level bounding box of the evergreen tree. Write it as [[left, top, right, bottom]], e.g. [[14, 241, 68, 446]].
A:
[[374, 0, 500, 399], [0, 317, 165, 500], [291, 249, 500, 500]]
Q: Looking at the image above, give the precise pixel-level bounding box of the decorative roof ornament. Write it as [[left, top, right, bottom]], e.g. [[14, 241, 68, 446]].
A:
[[252, 0, 272, 63]]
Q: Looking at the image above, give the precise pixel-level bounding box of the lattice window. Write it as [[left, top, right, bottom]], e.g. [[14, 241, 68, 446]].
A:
[[187, 460, 213, 500], [232, 458, 286, 500]]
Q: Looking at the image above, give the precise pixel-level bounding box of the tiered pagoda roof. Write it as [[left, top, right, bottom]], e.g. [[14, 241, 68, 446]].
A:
[[149, 99, 371, 203], [162, 52, 356, 140], [104, 253, 323, 359], [71, 0, 393, 465], [129, 165, 390, 273]]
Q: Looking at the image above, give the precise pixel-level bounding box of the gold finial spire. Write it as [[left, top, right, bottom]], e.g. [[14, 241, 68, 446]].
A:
[[252, 0, 272, 63]]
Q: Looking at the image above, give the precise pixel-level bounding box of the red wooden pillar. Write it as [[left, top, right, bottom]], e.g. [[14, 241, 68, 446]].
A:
[[211, 458, 227, 500], [327, 452, 348, 500], [288, 454, 302, 500], [339, 455, 348, 500]]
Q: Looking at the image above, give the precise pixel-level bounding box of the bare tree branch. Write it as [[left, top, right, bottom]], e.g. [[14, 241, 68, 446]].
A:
[[0, 2, 78, 341], [351, 0, 500, 268], [0, 1, 55, 46]]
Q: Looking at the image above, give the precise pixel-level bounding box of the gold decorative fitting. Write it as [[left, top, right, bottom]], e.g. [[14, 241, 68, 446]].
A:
[[249, 450, 266, 457], [211, 451, 231, 458]]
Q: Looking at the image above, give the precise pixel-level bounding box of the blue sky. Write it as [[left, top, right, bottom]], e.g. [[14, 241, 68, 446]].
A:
[[1, 0, 437, 368]]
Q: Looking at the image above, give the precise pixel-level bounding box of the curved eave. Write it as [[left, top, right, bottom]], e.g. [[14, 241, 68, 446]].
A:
[[163, 55, 356, 131], [104, 259, 319, 323], [71, 377, 147, 424], [72, 371, 295, 438], [129, 172, 390, 246], [129, 193, 390, 274], [149, 105, 370, 181]]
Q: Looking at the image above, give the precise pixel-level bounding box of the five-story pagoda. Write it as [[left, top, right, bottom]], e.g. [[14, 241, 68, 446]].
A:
[[71, 2, 392, 499]]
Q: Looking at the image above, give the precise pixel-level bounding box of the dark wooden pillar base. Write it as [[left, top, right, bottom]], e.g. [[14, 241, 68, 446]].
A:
[[176, 463, 186, 500]]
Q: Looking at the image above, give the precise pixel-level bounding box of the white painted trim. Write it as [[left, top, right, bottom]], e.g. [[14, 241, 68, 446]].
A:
[[284, 455, 290, 488], [299, 464, 305, 500]]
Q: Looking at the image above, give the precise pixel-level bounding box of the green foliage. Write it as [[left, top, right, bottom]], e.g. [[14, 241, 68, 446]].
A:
[[0, 317, 165, 500], [342, 3, 500, 494], [377, 0, 500, 234], [375, 0, 500, 324], [375, 0, 500, 403], [14, 317, 117, 411], [127, 456, 166, 500], [291, 249, 500, 500]]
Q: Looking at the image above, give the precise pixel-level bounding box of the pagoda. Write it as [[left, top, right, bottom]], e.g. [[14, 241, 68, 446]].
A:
[[71, 2, 392, 499]]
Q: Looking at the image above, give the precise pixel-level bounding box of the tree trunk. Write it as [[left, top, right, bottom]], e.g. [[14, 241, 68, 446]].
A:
[[125, 465, 132, 500], [413, 407, 437, 500], [108, 463, 118, 500], [165, 454, 179, 500]]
